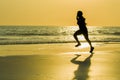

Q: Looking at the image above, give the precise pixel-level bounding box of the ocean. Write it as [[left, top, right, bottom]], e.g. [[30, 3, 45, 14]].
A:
[[0, 26, 119, 45]]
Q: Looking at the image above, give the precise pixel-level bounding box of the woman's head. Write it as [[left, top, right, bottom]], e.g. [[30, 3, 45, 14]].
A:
[[77, 11, 83, 16]]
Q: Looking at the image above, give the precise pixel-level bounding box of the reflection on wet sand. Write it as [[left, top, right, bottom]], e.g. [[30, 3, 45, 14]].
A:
[[71, 53, 93, 80]]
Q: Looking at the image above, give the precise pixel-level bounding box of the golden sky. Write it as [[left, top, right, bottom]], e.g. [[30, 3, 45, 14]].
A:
[[0, 0, 120, 26]]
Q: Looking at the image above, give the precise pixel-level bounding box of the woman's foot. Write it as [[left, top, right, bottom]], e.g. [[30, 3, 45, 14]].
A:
[[75, 43, 81, 47], [90, 47, 94, 53]]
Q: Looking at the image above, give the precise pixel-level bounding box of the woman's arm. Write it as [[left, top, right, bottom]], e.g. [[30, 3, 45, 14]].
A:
[[76, 15, 79, 20]]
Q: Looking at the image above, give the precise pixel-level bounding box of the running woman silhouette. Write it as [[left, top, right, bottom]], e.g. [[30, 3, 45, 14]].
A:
[[73, 11, 94, 53]]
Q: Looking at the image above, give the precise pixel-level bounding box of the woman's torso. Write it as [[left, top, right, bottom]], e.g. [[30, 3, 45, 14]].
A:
[[77, 17, 87, 32]]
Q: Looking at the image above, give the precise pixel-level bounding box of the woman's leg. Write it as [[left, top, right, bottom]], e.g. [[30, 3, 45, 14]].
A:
[[73, 30, 82, 47], [83, 33, 94, 52], [83, 33, 92, 47]]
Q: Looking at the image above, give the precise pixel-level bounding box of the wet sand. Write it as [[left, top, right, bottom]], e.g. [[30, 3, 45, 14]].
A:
[[0, 42, 120, 80]]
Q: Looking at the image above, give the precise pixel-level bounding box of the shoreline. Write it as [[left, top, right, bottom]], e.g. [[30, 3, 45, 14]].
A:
[[0, 42, 119, 56], [0, 41, 119, 45]]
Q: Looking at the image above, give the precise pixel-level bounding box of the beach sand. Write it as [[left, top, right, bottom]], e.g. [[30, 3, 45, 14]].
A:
[[0, 42, 120, 80]]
